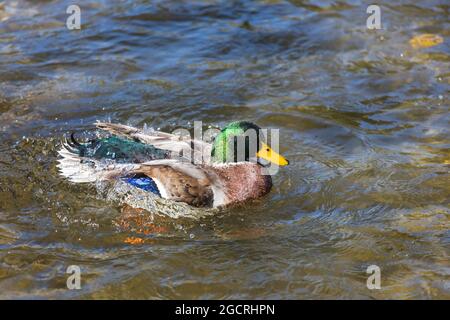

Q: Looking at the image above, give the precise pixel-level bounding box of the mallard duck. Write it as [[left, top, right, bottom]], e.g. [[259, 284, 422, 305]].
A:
[[57, 121, 288, 211]]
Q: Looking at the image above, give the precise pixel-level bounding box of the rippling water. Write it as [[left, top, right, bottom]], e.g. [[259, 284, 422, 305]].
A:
[[0, 0, 449, 299]]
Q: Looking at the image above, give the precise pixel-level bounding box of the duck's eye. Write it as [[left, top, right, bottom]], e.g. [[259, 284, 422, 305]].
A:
[[266, 148, 270, 152]]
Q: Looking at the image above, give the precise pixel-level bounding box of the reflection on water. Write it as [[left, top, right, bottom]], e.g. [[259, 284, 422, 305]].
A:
[[0, 0, 449, 299]]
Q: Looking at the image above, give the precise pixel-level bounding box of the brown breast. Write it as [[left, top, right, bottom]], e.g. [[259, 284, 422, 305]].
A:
[[207, 162, 273, 205]]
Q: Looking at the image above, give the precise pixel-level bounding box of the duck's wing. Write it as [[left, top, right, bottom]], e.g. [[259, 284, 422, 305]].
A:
[[95, 122, 212, 164], [135, 160, 216, 207], [58, 143, 219, 207]]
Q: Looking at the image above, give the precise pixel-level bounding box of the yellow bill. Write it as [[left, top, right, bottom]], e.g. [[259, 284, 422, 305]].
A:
[[256, 142, 289, 166]]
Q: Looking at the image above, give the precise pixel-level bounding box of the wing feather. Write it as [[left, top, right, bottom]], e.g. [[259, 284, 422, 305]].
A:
[[95, 122, 212, 163]]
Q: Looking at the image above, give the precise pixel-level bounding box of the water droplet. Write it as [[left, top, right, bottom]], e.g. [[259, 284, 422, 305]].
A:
[[189, 233, 195, 239]]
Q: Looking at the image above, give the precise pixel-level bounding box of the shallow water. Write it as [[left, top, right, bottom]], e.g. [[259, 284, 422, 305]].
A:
[[0, 0, 449, 299]]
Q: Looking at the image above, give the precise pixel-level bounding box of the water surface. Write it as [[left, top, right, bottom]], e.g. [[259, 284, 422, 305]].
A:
[[0, 0, 449, 299]]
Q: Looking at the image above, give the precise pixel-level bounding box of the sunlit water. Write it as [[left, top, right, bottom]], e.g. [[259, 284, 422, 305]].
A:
[[0, 0, 449, 299]]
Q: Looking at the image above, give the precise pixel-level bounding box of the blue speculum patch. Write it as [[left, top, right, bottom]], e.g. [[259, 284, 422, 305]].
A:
[[124, 176, 161, 197]]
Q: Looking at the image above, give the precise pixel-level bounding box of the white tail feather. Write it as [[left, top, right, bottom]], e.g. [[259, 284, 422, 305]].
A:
[[57, 143, 139, 183], [56, 144, 98, 183]]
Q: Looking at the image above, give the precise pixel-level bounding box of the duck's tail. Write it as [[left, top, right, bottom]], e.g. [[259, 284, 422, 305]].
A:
[[57, 136, 134, 183], [57, 138, 99, 183]]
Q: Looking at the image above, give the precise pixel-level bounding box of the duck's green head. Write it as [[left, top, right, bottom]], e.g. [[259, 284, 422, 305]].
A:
[[211, 121, 289, 166]]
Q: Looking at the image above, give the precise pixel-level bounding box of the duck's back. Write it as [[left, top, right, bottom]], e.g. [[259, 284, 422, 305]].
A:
[[73, 135, 170, 163]]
